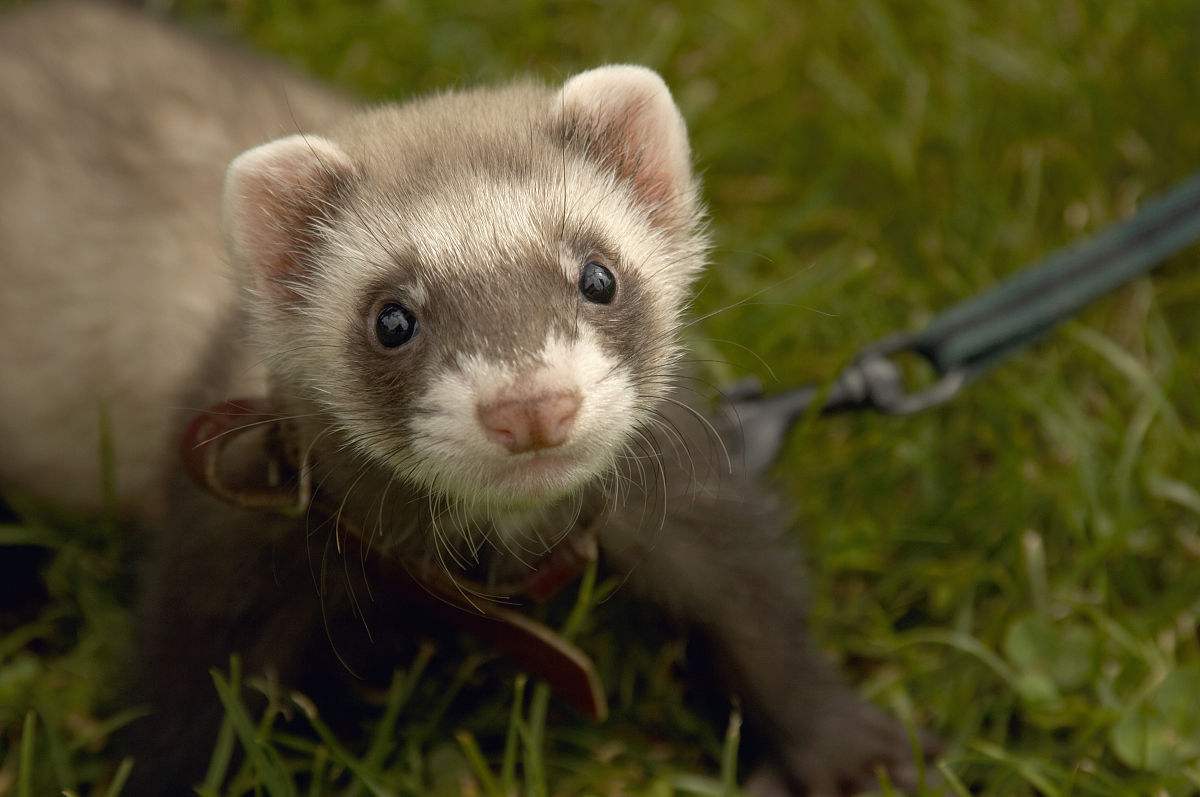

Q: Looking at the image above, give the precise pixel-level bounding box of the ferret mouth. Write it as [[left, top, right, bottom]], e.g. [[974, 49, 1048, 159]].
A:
[[481, 448, 598, 504], [496, 448, 582, 481]]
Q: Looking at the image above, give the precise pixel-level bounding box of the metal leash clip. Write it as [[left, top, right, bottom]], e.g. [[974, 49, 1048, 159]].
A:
[[720, 334, 969, 476], [843, 333, 969, 416]]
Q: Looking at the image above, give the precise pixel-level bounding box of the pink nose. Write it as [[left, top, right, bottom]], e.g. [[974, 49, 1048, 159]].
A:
[[477, 390, 582, 453]]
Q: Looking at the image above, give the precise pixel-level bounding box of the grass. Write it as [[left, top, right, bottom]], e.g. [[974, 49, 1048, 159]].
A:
[[4, 0, 1200, 793]]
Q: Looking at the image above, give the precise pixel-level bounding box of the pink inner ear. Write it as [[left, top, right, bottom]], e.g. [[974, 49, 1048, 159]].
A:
[[558, 67, 694, 228], [618, 98, 681, 210], [224, 135, 356, 297], [242, 182, 323, 284]]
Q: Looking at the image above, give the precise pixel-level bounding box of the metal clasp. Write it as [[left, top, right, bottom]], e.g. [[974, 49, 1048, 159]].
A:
[[836, 333, 969, 415]]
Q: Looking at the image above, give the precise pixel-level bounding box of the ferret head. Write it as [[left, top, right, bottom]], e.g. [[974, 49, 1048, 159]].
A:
[[223, 66, 706, 514]]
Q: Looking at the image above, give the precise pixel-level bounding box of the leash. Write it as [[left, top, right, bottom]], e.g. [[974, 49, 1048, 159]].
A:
[[726, 171, 1200, 475]]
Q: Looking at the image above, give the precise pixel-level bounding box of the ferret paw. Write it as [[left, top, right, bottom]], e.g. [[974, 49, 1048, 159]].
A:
[[771, 695, 941, 796]]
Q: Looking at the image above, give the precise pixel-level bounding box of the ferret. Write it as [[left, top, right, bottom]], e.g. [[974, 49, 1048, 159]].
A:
[[0, 3, 932, 794]]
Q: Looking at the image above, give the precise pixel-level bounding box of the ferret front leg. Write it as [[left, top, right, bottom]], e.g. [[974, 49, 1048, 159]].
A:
[[600, 481, 936, 795], [123, 493, 327, 793]]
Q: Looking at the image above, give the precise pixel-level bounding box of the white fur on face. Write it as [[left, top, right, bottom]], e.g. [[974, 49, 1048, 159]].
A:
[[305, 156, 699, 323], [405, 322, 638, 509]]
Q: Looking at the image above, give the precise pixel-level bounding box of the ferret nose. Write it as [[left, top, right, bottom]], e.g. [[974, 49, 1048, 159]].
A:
[[477, 390, 581, 454]]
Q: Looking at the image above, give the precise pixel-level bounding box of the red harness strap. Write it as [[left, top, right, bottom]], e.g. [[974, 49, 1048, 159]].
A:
[[180, 398, 606, 721]]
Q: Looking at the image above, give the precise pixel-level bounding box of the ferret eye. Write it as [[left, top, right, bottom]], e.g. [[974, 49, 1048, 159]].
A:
[[579, 261, 616, 304], [375, 303, 418, 348]]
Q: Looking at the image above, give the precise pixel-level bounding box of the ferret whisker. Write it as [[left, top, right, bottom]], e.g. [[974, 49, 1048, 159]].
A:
[[192, 411, 322, 448], [643, 413, 698, 489], [656, 395, 731, 479], [337, 465, 377, 643], [693, 337, 779, 382], [314, 511, 362, 679], [628, 426, 669, 541], [429, 493, 471, 572], [545, 491, 585, 552], [428, 513, 484, 614], [681, 269, 816, 330], [595, 434, 664, 607], [362, 469, 399, 602], [427, 492, 519, 606]]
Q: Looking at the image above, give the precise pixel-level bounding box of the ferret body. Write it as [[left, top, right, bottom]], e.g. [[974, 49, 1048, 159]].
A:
[[0, 3, 928, 794], [0, 1, 347, 523]]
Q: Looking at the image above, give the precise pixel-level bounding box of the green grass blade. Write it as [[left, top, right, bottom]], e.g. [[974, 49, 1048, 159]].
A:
[[0, 525, 62, 548], [67, 706, 152, 754], [105, 757, 135, 797], [560, 557, 597, 643], [418, 653, 484, 743], [719, 708, 741, 796], [200, 712, 237, 795], [935, 761, 971, 797], [305, 745, 328, 797], [501, 674, 526, 794], [36, 700, 76, 793], [210, 659, 296, 797], [455, 730, 502, 797], [288, 691, 397, 796], [351, 641, 434, 797], [523, 683, 550, 797], [19, 711, 36, 797]]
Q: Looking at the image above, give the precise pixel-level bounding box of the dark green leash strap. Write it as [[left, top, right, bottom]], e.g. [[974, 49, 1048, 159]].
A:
[[725, 171, 1200, 475], [912, 171, 1200, 376]]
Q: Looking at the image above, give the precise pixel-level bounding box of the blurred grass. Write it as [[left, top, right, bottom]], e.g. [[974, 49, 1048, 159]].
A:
[[4, 0, 1200, 793]]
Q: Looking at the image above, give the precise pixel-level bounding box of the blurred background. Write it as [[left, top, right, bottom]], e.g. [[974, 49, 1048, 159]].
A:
[[4, 0, 1200, 793]]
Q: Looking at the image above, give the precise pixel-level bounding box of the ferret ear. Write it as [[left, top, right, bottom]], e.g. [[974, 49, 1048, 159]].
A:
[[223, 134, 356, 297], [555, 65, 696, 228]]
